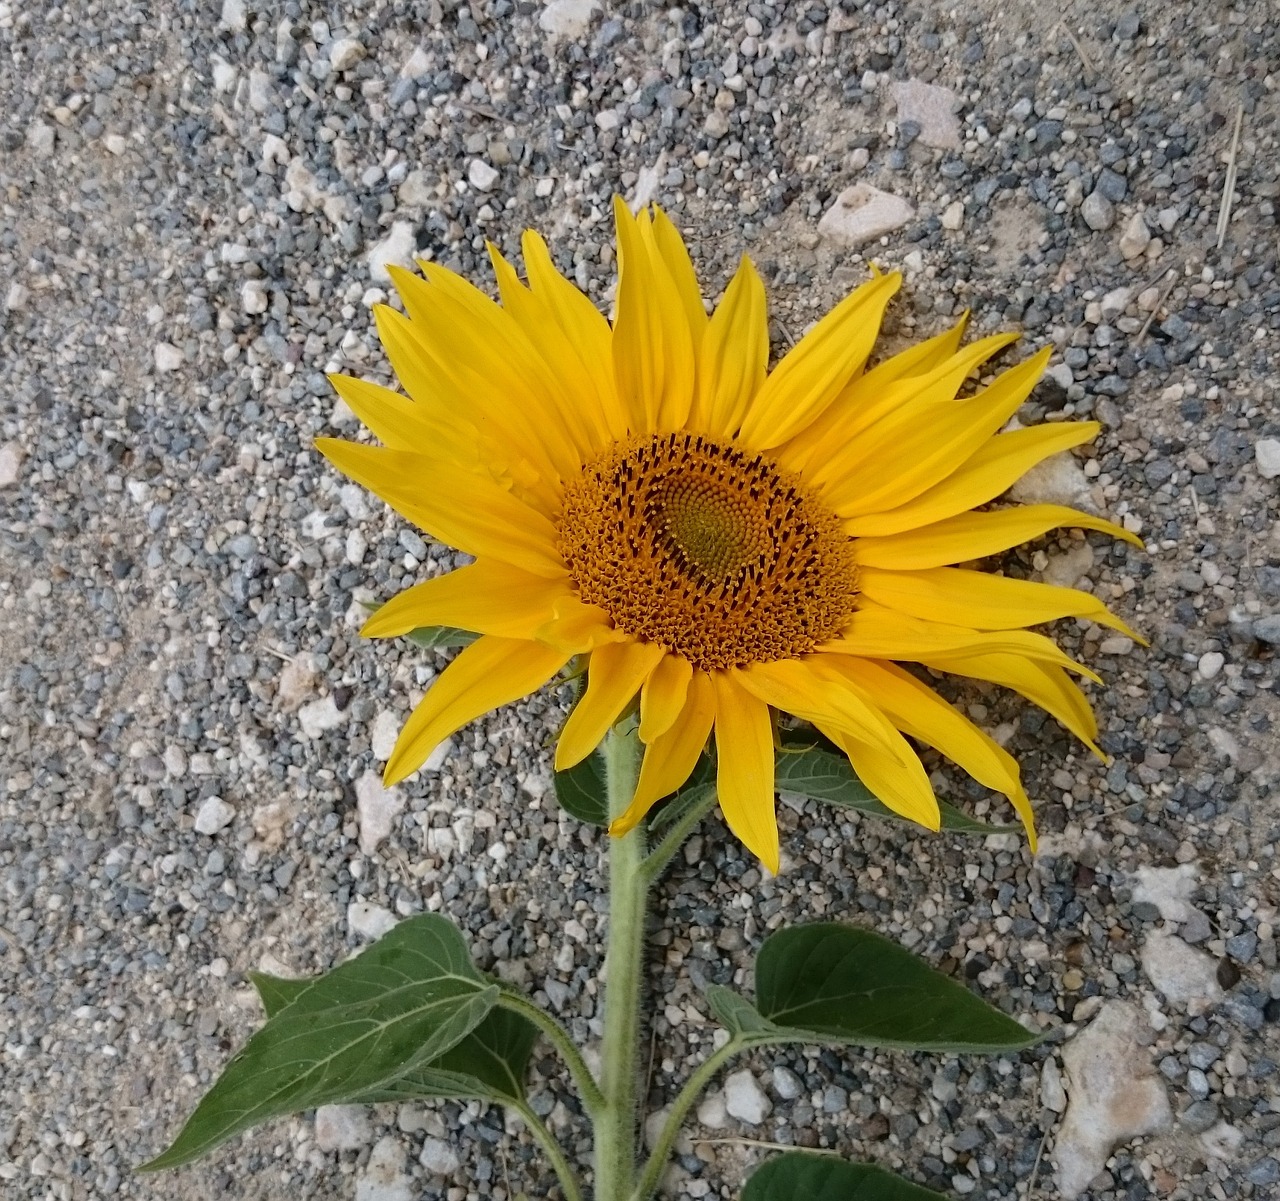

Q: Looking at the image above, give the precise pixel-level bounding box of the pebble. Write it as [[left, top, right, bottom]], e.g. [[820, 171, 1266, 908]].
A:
[[1119, 212, 1152, 259], [297, 696, 348, 739], [355, 1136, 413, 1201], [1081, 190, 1116, 231], [419, 1137, 461, 1176], [193, 797, 236, 836], [355, 772, 405, 854], [241, 280, 269, 315], [723, 1069, 772, 1124], [1197, 651, 1224, 680], [888, 79, 961, 149], [1255, 438, 1280, 479], [1141, 930, 1224, 1012], [467, 159, 499, 191], [0, 442, 22, 489], [941, 200, 964, 231], [1055, 1002, 1172, 1198], [153, 343, 185, 372], [347, 901, 398, 941], [538, 0, 602, 38], [817, 183, 915, 246], [696, 1091, 729, 1129], [315, 1104, 373, 1152], [329, 38, 366, 72], [368, 221, 418, 284]]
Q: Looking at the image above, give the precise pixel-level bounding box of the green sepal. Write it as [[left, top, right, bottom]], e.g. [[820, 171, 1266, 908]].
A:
[[554, 748, 609, 826], [710, 923, 1039, 1055], [743, 1152, 948, 1200], [142, 915, 498, 1170], [403, 625, 480, 652]]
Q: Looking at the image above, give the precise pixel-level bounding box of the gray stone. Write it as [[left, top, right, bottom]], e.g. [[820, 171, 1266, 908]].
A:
[[538, 0, 601, 38], [889, 78, 961, 149], [1082, 191, 1116, 232], [330, 39, 367, 72], [0, 442, 22, 489], [193, 797, 235, 836]]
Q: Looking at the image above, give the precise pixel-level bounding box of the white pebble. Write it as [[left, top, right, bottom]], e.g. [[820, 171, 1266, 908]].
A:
[[194, 797, 235, 835], [330, 38, 366, 72], [941, 200, 964, 230], [154, 343, 184, 372], [241, 280, 268, 314], [1255, 438, 1280, 480], [1197, 652, 1224, 680], [467, 159, 500, 191], [723, 1069, 772, 1124]]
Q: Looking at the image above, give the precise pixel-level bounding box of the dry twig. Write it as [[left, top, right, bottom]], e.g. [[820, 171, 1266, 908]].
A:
[[1216, 103, 1245, 251]]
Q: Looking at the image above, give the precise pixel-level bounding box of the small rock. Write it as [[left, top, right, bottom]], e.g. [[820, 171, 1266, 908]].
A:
[[1141, 929, 1224, 1011], [1197, 651, 1224, 680], [194, 797, 236, 836], [1119, 212, 1151, 260], [1255, 439, 1280, 480], [348, 901, 398, 941], [1130, 864, 1198, 923], [1055, 1001, 1172, 1199], [315, 1104, 373, 1152], [418, 1137, 461, 1176], [941, 200, 964, 230], [298, 696, 347, 738], [368, 221, 418, 285], [241, 280, 269, 315], [888, 78, 961, 149], [723, 1069, 772, 1124], [1008, 452, 1093, 508], [1042, 543, 1095, 589], [356, 772, 405, 854], [704, 110, 730, 139], [1081, 191, 1115, 232], [817, 183, 915, 247], [1115, 10, 1142, 39], [356, 1136, 413, 1201], [1041, 1056, 1067, 1113], [467, 159, 499, 191], [277, 655, 318, 712], [154, 343, 184, 372], [538, 0, 602, 39], [26, 121, 55, 156], [220, 0, 246, 31], [4, 282, 28, 311], [398, 169, 434, 208], [371, 710, 401, 760], [696, 1092, 729, 1128], [0, 442, 23, 489], [401, 46, 431, 79], [772, 1066, 803, 1101], [330, 38, 367, 72]]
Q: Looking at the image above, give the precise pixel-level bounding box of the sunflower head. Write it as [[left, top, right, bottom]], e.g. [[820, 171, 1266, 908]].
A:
[[319, 197, 1142, 874]]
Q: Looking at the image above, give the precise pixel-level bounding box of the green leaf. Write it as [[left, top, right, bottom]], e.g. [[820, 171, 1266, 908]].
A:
[[404, 625, 479, 652], [142, 916, 498, 1170], [712, 924, 1038, 1055], [743, 1153, 946, 1201], [646, 755, 715, 835], [775, 744, 1018, 836], [554, 749, 608, 826], [249, 971, 312, 1017], [348, 1008, 538, 1105]]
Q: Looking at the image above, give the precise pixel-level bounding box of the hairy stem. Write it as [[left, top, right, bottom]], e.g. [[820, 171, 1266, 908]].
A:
[[511, 1098, 587, 1201], [593, 724, 648, 1201], [496, 989, 605, 1115]]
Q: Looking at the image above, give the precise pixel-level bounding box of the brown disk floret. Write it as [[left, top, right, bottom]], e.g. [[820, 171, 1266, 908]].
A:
[[557, 432, 859, 671]]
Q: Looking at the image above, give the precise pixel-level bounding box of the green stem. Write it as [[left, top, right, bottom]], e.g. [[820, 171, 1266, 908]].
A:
[[496, 989, 606, 1115], [630, 1037, 754, 1201], [639, 784, 718, 886], [594, 724, 648, 1201], [512, 1098, 587, 1201]]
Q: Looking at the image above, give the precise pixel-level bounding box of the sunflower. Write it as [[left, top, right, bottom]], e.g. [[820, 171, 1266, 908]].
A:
[[318, 198, 1140, 873]]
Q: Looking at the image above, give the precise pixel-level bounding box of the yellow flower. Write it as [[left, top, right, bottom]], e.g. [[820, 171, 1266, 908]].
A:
[[319, 198, 1141, 873]]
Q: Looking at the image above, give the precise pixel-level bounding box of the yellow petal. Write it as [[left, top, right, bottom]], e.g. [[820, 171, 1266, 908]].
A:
[[487, 242, 614, 451], [844, 422, 1103, 537], [829, 604, 1100, 680], [522, 229, 629, 441], [372, 303, 559, 509], [854, 503, 1143, 570], [828, 657, 1036, 847], [857, 565, 1143, 640], [315, 439, 564, 578], [611, 671, 715, 836], [713, 671, 780, 874], [691, 256, 768, 436], [388, 263, 587, 481], [828, 347, 1053, 516], [648, 205, 708, 343], [328, 373, 435, 452], [738, 270, 901, 451], [612, 196, 696, 432], [386, 636, 571, 784], [555, 640, 667, 770], [787, 331, 1019, 482], [361, 561, 573, 641], [817, 722, 941, 832], [534, 601, 626, 653], [921, 652, 1102, 758], [639, 653, 693, 743]]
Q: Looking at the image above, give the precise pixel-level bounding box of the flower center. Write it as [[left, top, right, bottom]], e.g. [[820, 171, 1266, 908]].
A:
[[557, 432, 859, 672]]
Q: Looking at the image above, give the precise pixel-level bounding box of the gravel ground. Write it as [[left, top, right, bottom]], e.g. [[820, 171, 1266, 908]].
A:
[[2, 1, 1279, 1199]]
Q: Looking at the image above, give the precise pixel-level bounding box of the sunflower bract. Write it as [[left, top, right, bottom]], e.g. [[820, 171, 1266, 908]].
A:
[[318, 196, 1142, 874]]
